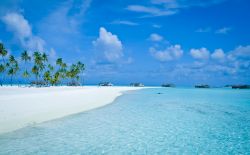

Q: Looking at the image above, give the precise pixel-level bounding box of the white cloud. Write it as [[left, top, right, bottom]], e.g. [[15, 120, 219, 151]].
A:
[[1, 12, 31, 38], [1, 12, 45, 51], [111, 20, 138, 26], [190, 47, 210, 60], [78, 0, 92, 16], [149, 33, 163, 42], [40, 5, 78, 37], [228, 45, 250, 60], [151, 0, 225, 8], [127, 0, 225, 17], [152, 24, 162, 28], [49, 48, 57, 59], [195, 27, 211, 33], [150, 44, 183, 62], [124, 57, 133, 64], [93, 27, 123, 62], [211, 49, 225, 60], [148, 44, 250, 83], [126, 5, 177, 17], [215, 27, 231, 34], [37, 0, 92, 53], [151, 0, 179, 8]]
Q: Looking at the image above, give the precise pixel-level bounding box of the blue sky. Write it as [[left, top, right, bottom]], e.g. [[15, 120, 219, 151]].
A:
[[0, 0, 250, 86]]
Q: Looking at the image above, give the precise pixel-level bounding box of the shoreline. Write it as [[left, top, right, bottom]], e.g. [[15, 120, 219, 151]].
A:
[[0, 86, 146, 134]]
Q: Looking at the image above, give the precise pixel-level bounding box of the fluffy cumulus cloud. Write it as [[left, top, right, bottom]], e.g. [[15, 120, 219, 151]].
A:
[[2, 12, 31, 38], [179, 45, 250, 81], [211, 49, 225, 60], [190, 45, 250, 62], [149, 33, 163, 42], [1, 12, 45, 51], [150, 44, 183, 62], [190, 47, 210, 60], [228, 45, 250, 60], [93, 27, 123, 62]]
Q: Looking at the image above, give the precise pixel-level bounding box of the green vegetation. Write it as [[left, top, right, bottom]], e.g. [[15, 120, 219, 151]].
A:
[[0, 42, 85, 86]]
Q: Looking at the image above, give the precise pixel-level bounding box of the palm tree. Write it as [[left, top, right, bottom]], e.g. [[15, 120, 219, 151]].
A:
[[66, 63, 80, 85], [46, 64, 55, 86], [42, 53, 48, 62], [48, 64, 54, 71], [7, 55, 19, 85], [9, 55, 15, 63], [76, 61, 85, 85], [0, 64, 5, 86], [56, 58, 68, 85], [43, 70, 51, 85], [50, 71, 60, 86], [33, 51, 43, 83], [60, 63, 67, 85], [56, 58, 62, 66], [0, 43, 8, 86], [21, 50, 31, 84], [1, 44, 86, 87], [66, 65, 74, 85], [0, 43, 8, 63], [32, 65, 39, 84], [39, 53, 48, 83]]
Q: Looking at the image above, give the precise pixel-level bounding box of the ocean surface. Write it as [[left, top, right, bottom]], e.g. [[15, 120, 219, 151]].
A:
[[0, 88, 250, 154]]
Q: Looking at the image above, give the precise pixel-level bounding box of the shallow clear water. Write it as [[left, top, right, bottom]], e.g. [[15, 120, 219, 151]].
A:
[[0, 88, 250, 155]]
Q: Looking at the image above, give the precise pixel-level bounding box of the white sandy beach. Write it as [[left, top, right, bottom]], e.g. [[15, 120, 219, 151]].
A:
[[0, 86, 144, 134]]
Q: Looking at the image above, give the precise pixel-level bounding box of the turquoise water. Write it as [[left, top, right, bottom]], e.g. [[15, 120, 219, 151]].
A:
[[0, 88, 250, 154]]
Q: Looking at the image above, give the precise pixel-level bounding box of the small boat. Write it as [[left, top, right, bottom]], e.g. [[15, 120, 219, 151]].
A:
[[231, 85, 250, 89], [130, 83, 144, 87], [98, 82, 113, 86], [195, 84, 210, 88], [161, 83, 175, 87]]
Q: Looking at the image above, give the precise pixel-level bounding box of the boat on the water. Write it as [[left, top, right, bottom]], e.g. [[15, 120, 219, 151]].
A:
[[130, 83, 144, 87], [231, 85, 250, 89], [195, 84, 210, 88], [161, 83, 175, 87], [98, 82, 113, 86]]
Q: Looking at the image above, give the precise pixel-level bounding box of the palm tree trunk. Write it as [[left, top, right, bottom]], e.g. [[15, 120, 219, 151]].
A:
[[0, 73, 4, 86], [25, 62, 27, 85], [35, 75, 38, 85], [81, 73, 84, 86], [10, 75, 13, 86], [2, 57, 5, 86], [0, 75, 3, 86], [26, 77, 29, 86]]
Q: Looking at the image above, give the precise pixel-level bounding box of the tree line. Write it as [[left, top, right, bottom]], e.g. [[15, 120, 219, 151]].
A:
[[0, 43, 85, 86]]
